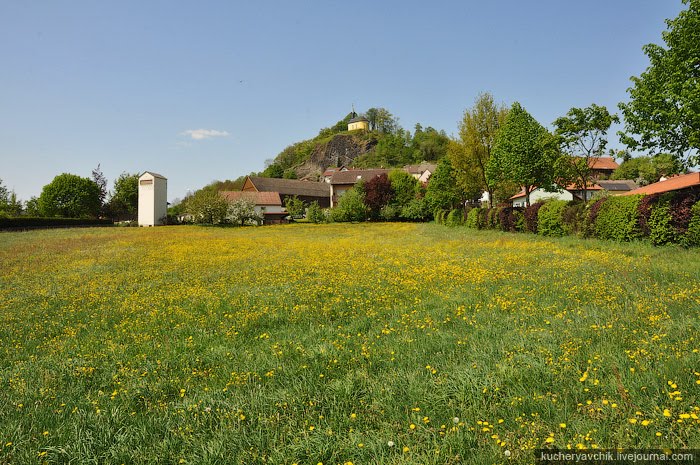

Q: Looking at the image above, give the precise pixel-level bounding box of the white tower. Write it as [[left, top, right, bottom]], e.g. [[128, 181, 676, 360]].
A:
[[138, 172, 168, 226]]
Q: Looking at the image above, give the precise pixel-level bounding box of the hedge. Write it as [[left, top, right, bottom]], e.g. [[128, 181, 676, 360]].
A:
[[446, 209, 464, 227], [524, 202, 545, 233], [537, 200, 568, 237], [0, 217, 114, 230], [594, 195, 643, 242], [682, 200, 700, 247], [466, 208, 481, 229]]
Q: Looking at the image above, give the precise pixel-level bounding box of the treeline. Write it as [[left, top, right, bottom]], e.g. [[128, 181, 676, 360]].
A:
[[0, 167, 139, 222]]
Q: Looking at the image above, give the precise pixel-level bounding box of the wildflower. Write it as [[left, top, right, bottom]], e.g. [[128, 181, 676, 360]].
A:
[[559, 423, 566, 429], [387, 440, 395, 447], [403, 446, 410, 452]]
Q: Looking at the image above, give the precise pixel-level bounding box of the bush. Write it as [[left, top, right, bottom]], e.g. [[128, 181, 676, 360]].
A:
[[594, 195, 643, 242], [478, 208, 489, 229], [0, 217, 113, 229], [524, 202, 545, 233], [446, 209, 464, 227], [487, 208, 500, 229], [561, 202, 587, 236], [682, 200, 700, 247], [497, 206, 524, 232], [331, 188, 368, 222], [400, 198, 429, 221], [466, 208, 482, 229], [648, 202, 676, 246], [669, 189, 699, 235], [583, 197, 608, 238], [513, 210, 525, 232], [537, 200, 568, 237], [306, 201, 325, 224], [434, 209, 447, 224], [380, 204, 400, 221], [401, 198, 428, 221]]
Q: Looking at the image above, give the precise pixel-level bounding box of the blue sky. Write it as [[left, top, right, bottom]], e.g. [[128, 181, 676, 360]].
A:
[[0, 1, 685, 202]]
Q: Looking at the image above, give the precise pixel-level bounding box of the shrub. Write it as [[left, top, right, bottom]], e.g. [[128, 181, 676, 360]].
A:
[[524, 202, 545, 233], [537, 200, 568, 237], [478, 208, 489, 229], [487, 208, 501, 229], [669, 189, 699, 235], [637, 193, 662, 236], [513, 209, 525, 232], [331, 188, 368, 222], [497, 206, 523, 232], [466, 208, 482, 229], [594, 195, 643, 242], [379, 204, 400, 221], [561, 202, 587, 236], [400, 198, 429, 221], [583, 197, 608, 238], [306, 201, 325, 224], [648, 203, 676, 246], [682, 200, 700, 247], [446, 209, 464, 227]]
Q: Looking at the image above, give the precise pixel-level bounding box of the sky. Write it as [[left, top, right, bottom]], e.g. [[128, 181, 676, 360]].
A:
[[0, 0, 686, 203]]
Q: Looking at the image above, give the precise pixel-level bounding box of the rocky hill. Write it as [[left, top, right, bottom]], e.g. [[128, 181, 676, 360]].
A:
[[295, 133, 378, 180]]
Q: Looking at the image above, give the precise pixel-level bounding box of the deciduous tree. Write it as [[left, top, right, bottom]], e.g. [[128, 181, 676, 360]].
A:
[[618, 0, 700, 167], [38, 173, 102, 218], [487, 103, 560, 207]]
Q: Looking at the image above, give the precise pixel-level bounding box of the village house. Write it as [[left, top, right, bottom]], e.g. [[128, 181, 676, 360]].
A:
[[220, 191, 288, 225], [404, 162, 437, 185], [241, 176, 331, 208], [329, 169, 390, 207]]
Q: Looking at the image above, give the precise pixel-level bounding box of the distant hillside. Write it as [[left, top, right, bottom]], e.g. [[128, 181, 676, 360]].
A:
[[260, 109, 450, 180]]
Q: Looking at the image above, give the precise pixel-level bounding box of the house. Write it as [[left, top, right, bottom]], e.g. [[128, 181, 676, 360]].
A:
[[322, 166, 348, 183], [138, 171, 167, 226], [329, 169, 390, 207], [404, 162, 437, 185], [621, 172, 700, 196], [588, 157, 619, 179], [510, 183, 603, 207], [220, 191, 287, 225], [241, 176, 331, 208]]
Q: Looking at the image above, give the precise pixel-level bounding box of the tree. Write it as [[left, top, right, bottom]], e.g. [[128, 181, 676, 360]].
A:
[[364, 173, 394, 219], [0, 180, 23, 216], [185, 189, 229, 224], [425, 157, 462, 212], [553, 104, 620, 201], [410, 126, 449, 162], [331, 187, 368, 222], [618, 0, 700, 167], [487, 102, 560, 207], [284, 195, 305, 218], [38, 173, 102, 218], [611, 153, 683, 185], [388, 169, 420, 208], [108, 172, 139, 220], [227, 198, 262, 226], [450, 92, 509, 208], [91, 164, 108, 209], [306, 201, 325, 223], [365, 107, 399, 134]]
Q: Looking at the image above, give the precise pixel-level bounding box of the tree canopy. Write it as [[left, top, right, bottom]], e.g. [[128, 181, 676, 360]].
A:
[[38, 173, 102, 218], [618, 0, 700, 167], [488, 103, 560, 207]]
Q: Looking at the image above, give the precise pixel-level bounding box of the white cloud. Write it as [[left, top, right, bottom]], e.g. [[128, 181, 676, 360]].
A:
[[182, 129, 230, 140]]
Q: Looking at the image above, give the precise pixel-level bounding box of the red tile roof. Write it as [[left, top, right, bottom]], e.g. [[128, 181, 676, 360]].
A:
[[621, 172, 700, 196], [220, 191, 282, 205], [588, 157, 619, 170], [330, 169, 390, 185]]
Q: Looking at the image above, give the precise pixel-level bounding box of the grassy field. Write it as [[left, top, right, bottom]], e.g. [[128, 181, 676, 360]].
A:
[[1, 223, 699, 464]]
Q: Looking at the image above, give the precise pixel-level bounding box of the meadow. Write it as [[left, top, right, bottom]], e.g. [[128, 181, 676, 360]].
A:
[[0, 223, 699, 464]]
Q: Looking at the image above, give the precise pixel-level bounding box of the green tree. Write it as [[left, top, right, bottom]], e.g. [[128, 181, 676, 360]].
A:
[[331, 187, 368, 222], [487, 103, 561, 207], [553, 104, 620, 201], [108, 172, 139, 220], [410, 126, 449, 162], [388, 169, 420, 208], [186, 189, 229, 224], [611, 154, 683, 185], [306, 201, 325, 223], [618, 0, 700, 167], [284, 195, 305, 218], [38, 173, 102, 218], [91, 164, 108, 208], [365, 107, 399, 134], [450, 92, 509, 208], [425, 157, 462, 211], [0, 180, 23, 216], [25, 197, 40, 216]]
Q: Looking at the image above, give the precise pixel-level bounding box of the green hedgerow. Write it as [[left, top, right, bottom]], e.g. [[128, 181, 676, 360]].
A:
[[682, 200, 700, 247], [537, 200, 568, 237], [594, 195, 643, 242]]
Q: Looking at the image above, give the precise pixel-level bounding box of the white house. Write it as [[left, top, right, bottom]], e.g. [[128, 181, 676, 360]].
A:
[[138, 172, 168, 226]]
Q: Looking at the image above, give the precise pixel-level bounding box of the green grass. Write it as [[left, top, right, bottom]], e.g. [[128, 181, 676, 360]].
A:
[[0, 223, 699, 464]]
